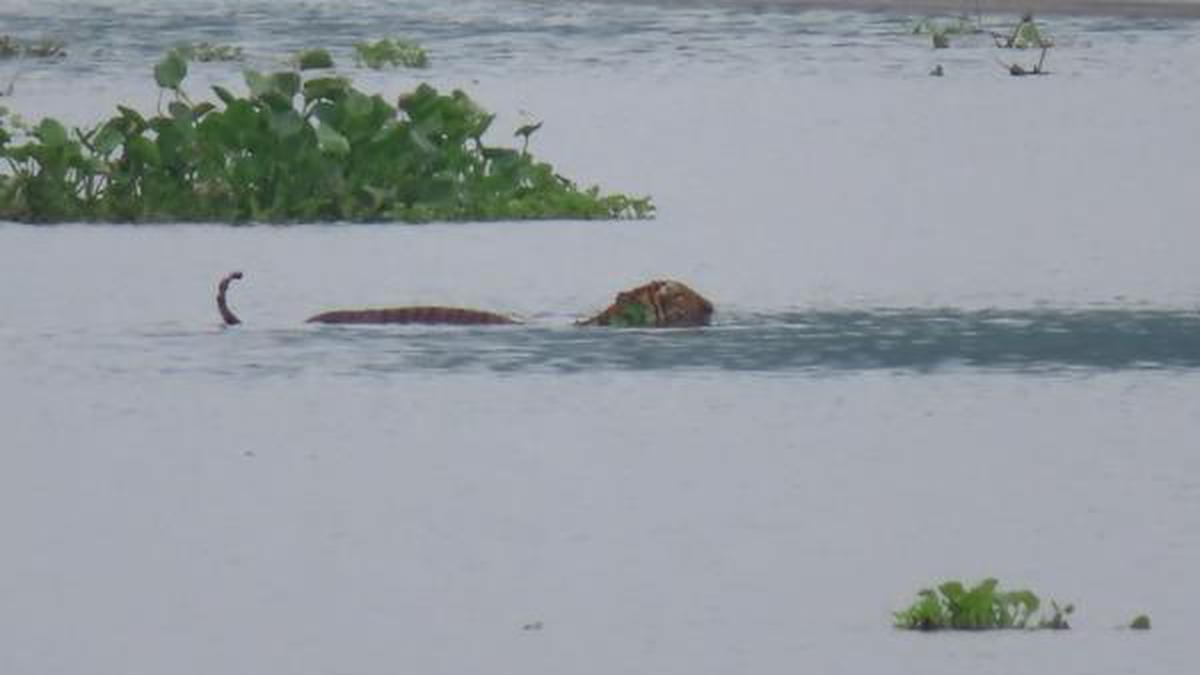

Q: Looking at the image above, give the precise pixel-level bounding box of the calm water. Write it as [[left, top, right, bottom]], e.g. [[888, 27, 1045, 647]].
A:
[[2, 2, 1199, 674]]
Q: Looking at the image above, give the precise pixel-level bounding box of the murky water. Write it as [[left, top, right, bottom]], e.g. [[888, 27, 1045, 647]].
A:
[[2, 2, 1199, 674]]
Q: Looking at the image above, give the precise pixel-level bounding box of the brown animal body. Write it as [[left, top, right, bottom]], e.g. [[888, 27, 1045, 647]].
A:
[[306, 307, 517, 325], [216, 272, 712, 328], [217, 272, 517, 326]]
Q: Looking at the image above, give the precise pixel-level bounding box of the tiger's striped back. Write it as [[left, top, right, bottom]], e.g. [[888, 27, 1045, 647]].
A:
[[307, 306, 518, 325]]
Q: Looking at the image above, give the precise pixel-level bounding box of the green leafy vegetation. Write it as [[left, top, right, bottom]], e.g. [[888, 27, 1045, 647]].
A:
[[910, 14, 1050, 48], [0, 35, 66, 59], [153, 49, 188, 90], [354, 38, 429, 69], [1130, 614, 1151, 630], [910, 13, 1054, 77], [609, 301, 650, 327], [295, 48, 334, 70], [0, 50, 652, 223], [911, 16, 981, 48], [910, 17, 982, 37], [995, 14, 1053, 49], [176, 42, 244, 63], [894, 579, 1073, 631]]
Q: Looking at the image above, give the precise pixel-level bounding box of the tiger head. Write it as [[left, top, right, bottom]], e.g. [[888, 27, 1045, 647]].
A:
[[580, 279, 714, 327]]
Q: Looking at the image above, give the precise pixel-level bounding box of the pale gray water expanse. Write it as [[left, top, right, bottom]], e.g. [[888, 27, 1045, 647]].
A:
[[3, 2, 1200, 674]]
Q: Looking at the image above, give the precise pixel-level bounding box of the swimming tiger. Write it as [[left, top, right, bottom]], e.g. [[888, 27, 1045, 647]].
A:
[[576, 279, 713, 327], [216, 272, 712, 327]]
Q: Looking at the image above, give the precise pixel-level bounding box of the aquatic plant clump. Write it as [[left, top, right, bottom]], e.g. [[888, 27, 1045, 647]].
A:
[[910, 16, 981, 48], [295, 48, 334, 70], [994, 14, 1053, 49], [176, 42, 244, 63], [910, 17, 982, 38], [0, 52, 652, 223], [0, 35, 67, 59], [354, 38, 428, 69], [894, 579, 1073, 631]]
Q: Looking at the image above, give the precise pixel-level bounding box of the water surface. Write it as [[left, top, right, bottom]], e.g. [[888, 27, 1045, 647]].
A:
[[2, 3, 1199, 674]]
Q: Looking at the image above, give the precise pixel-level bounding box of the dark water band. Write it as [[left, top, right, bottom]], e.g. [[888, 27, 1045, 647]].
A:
[[278, 308, 1200, 374]]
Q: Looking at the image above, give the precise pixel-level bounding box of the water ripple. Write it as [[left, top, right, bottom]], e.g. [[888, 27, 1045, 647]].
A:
[[3, 0, 1197, 80]]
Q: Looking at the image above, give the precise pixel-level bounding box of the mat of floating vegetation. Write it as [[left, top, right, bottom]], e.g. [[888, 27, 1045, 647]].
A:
[[0, 50, 652, 224]]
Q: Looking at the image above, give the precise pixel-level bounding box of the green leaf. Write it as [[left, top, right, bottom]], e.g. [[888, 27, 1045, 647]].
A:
[[35, 118, 69, 147], [316, 123, 349, 156], [270, 72, 301, 99], [1006, 590, 1040, 613], [244, 70, 271, 99], [92, 122, 123, 155], [212, 86, 237, 106], [116, 106, 147, 132], [612, 301, 650, 327], [344, 91, 374, 119], [296, 48, 334, 70], [269, 109, 305, 138], [409, 127, 437, 155], [154, 50, 188, 90], [126, 136, 160, 166], [938, 581, 965, 602], [168, 101, 192, 121], [1014, 22, 1047, 48], [303, 76, 350, 103], [192, 102, 216, 119]]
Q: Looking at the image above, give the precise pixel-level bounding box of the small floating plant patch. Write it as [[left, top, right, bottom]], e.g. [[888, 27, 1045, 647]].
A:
[[0, 49, 652, 223], [894, 578, 1073, 631], [176, 42, 244, 63], [294, 48, 335, 70], [354, 38, 428, 69], [0, 35, 66, 59]]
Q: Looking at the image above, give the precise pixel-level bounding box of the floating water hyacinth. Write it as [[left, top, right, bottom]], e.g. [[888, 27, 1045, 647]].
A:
[[0, 50, 653, 223], [894, 579, 1073, 631]]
